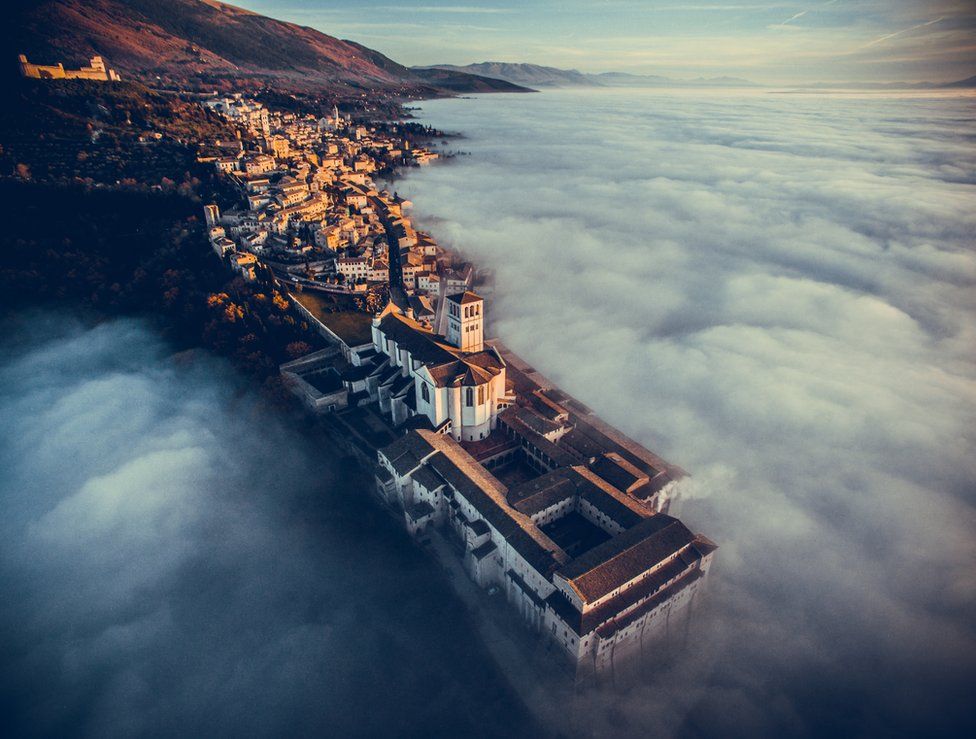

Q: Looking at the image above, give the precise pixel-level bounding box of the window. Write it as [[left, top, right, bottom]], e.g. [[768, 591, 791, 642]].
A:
[[478, 386, 485, 405], [421, 384, 430, 403], [465, 388, 474, 407]]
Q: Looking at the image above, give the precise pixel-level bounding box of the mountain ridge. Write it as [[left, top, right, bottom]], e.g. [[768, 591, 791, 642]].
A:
[[418, 62, 597, 88], [7, 0, 532, 96], [420, 61, 976, 90], [419, 62, 761, 88]]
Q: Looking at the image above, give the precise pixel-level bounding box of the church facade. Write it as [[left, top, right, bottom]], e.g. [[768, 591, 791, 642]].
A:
[[365, 290, 516, 441]]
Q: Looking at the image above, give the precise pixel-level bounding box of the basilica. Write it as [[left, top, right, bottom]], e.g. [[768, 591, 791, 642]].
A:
[[333, 289, 718, 679], [362, 290, 517, 440]]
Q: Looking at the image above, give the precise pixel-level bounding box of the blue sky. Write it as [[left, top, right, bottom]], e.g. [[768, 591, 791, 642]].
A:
[[233, 1, 976, 84]]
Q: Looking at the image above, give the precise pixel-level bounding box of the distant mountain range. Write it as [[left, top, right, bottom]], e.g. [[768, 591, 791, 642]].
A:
[[419, 62, 760, 88], [594, 72, 761, 88], [7, 0, 531, 96], [417, 62, 595, 88], [797, 75, 976, 90], [420, 62, 976, 91]]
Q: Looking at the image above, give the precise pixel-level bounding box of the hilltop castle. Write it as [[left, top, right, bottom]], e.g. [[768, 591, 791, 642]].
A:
[[18, 54, 121, 81]]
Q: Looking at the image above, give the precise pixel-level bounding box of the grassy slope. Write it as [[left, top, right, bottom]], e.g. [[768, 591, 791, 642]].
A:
[[291, 291, 374, 346]]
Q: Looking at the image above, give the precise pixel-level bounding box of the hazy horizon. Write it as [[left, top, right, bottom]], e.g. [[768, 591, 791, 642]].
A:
[[235, 0, 976, 86]]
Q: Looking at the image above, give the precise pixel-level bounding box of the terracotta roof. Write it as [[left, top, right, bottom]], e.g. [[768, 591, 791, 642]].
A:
[[589, 452, 649, 493], [446, 290, 482, 305], [427, 361, 464, 386], [556, 514, 696, 604], [462, 347, 506, 373], [499, 407, 577, 469], [547, 557, 703, 637], [461, 364, 493, 387], [414, 431, 568, 575], [509, 471, 577, 515], [596, 569, 704, 639], [379, 311, 457, 366], [571, 466, 650, 529], [380, 432, 437, 477], [570, 413, 687, 481]]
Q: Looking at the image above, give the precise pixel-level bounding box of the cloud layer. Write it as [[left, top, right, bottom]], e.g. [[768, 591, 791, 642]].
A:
[[0, 315, 538, 737], [399, 87, 976, 736]]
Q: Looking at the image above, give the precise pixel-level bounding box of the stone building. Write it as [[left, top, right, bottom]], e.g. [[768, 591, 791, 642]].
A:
[[375, 428, 716, 680], [19, 54, 120, 81]]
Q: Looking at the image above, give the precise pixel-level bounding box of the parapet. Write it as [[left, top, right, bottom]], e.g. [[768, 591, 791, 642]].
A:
[[18, 53, 120, 81]]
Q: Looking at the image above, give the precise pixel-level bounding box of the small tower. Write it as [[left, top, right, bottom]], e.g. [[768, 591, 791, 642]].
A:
[[446, 291, 484, 353], [203, 203, 220, 227]]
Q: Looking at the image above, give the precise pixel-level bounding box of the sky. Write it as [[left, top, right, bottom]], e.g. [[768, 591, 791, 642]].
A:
[[388, 86, 976, 736], [233, 0, 976, 84]]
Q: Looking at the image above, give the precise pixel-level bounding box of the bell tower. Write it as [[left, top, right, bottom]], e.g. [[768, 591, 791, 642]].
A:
[[446, 291, 484, 353]]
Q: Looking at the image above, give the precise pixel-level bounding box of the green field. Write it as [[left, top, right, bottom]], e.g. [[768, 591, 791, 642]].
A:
[[292, 292, 373, 346]]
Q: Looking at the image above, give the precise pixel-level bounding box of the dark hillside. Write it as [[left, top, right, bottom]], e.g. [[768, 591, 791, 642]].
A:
[[8, 0, 531, 96], [0, 76, 237, 185]]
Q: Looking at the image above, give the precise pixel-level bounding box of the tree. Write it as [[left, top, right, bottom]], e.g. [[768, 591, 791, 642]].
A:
[[285, 341, 313, 359]]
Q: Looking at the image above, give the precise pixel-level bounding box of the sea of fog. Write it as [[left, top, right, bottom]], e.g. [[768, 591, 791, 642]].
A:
[[392, 87, 976, 737], [2, 89, 974, 739], [0, 315, 538, 737]]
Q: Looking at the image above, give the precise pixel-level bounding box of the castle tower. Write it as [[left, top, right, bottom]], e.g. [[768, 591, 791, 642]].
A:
[[446, 291, 484, 354]]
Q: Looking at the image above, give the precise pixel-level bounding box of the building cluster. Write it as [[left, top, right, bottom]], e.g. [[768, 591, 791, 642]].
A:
[[356, 290, 715, 678], [203, 94, 716, 682], [282, 278, 716, 679], [202, 94, 270, 137], [200, 96, 442, 291], [19, 53, 121, 81]]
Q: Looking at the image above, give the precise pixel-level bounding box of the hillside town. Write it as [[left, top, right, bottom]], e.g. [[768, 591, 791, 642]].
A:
[[197, 93, 717, 684], [198, 95, 442, 290]]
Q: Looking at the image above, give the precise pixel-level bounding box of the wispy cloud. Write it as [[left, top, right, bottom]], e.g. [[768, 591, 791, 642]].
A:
[[861, 16, 946, 49], [768, 0, 839, 30], [781, 9, 807, 24], [377, 5, 514, 13]]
